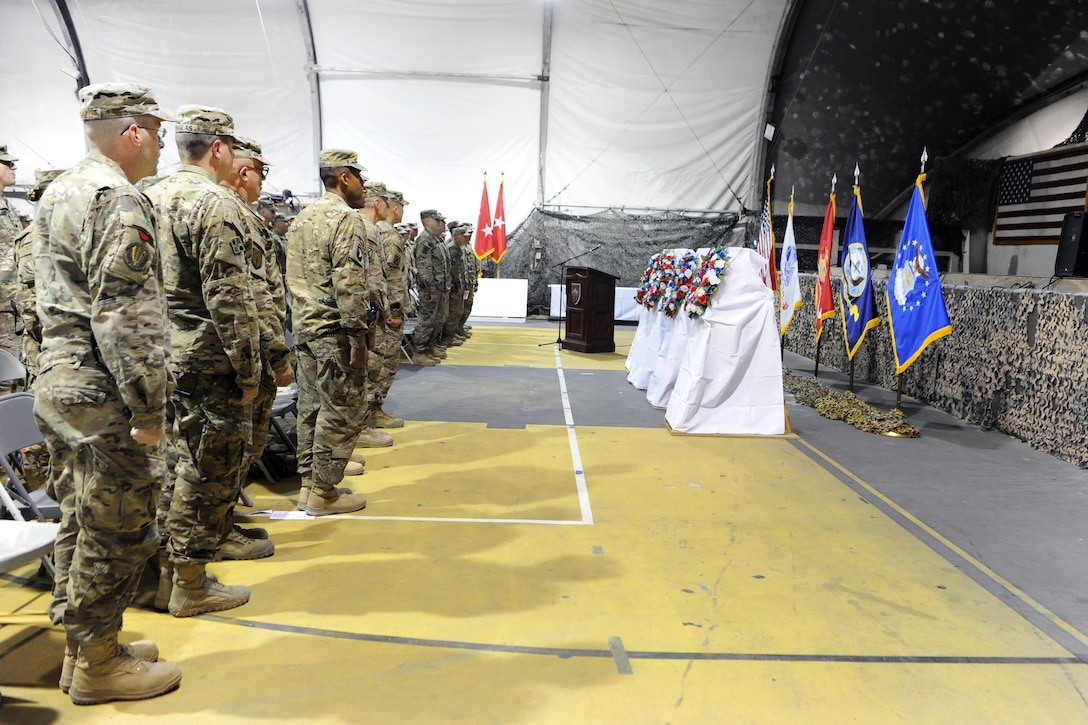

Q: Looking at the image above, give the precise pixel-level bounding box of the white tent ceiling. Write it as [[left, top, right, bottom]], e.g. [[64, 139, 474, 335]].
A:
[[0, 0, 786, 228]]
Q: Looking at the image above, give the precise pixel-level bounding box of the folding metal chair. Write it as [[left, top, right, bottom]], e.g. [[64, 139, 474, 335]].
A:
[[0, 348, 26, 391], [0, 392, 60, 576]]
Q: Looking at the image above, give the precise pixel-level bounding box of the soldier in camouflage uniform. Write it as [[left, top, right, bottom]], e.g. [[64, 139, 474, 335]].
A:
[[217, 136, 294, 559], [363, 183, 411, 424], [413, 210, 451, 361], [269, 213, 291, 326], [0, 144, 22, 370], [15, 168, 66, 383], [146, 106, 261, 618], [441, 223, 470, 347], [285, 149, 374, 516], [460, 230, 480, 338], [404, 221, 419, 304], [32, 83, 181, 705]]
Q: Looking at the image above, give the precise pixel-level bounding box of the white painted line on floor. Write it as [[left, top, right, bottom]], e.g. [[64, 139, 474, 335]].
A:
[[328, 515, 588, 525], [554, 346, 595, 525]]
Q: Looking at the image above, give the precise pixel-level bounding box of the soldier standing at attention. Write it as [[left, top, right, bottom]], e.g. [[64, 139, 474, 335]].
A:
[[15, 168, 65, 383], [365, 184, 410, 426], [459, 225, 478, 339], [441, 223, 469, 348], [32, 82, 181, 705], [218, 136, 294, 558], [414, 210, 451, 362], [0, 144, 22, 367], [146, 106, 261, 617], [286, 149, 372, 516]]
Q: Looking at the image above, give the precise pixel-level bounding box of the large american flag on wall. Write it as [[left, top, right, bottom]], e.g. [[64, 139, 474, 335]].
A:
[[992, 143, 1088, 245]]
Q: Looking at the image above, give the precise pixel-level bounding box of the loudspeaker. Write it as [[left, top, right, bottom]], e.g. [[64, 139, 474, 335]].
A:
[[1054, 211, 1088, 278]]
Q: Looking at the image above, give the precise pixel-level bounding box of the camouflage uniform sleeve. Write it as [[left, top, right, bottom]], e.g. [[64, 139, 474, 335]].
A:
[[381, 226, 407, 313], [253, 225, 291, 375], [14, 227, 39, 344], [86, 188, 169, 430], [199, 196, 261, 390], [416, 236, 436, 292], [365, 222, 389, 316], [329, 213, 373, 349]]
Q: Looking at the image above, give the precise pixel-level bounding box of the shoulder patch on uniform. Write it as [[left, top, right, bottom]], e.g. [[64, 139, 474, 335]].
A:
[[252, 243, 265, 272], [123, 239, 153, 274]]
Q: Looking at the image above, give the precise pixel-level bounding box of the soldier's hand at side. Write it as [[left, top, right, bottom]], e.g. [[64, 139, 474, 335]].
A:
[[234, 387, 259, 406], [130, 426, 165, 445], [274, 367, 294, 387], [429, 292, 438, 302], [386, 316, 402, 329], [349, 346, 368, 369]]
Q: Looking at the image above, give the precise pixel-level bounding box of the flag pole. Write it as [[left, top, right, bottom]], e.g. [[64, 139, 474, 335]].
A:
[[848, 163, 861, 393]]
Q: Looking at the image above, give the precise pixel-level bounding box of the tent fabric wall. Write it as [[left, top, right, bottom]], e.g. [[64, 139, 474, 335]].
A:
[[0, 0, 790, 231]]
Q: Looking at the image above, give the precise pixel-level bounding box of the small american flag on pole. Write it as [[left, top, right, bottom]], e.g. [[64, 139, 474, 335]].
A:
[[992, 143, 1088, 245], [757, 171, 777, 290]]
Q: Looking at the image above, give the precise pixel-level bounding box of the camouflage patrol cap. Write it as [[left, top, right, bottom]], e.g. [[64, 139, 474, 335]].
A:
[[273, 214, 286, 223], [78, 83, 175, 122], [406, 222, 418, 229], [174, 105, 235, 137], [233, 136, 270, 164], [394, 222, 409, 232], [387, 189, 408, 206], [27, 168, 66, 202], [364, 181, 395, 200], [319, 149, 366, 173], [256, 199, 275, 210], [420, 209, 445, 222], [0, 144, 16, 163]]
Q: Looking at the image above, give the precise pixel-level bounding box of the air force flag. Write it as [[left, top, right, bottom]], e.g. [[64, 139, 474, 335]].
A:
[[839, 187, 880, 359], [887, 177, 952, 374]]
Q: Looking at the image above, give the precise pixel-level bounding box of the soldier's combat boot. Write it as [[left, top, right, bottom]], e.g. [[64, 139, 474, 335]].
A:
[[372, 405, 404, 429], [413, 354, 438, 367], [217, 528, 275, 561], [168, 563, 250, 617], [349, 450, 367, 464], [231, 520, 268, 539], [302, 483, 367, 516], [356, 427, 394, 448], [344, 459, 366, 475], [153, 549, 173, 611], [61, 637, 160, 694], [297, 476, 313, 510], [68, 637, 181, 705], [432, 346, 448, 359]]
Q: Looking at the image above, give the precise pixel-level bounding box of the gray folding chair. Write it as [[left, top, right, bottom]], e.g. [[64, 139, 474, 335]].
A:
[[0, 392, 60, 523], [0, 348, 26, 390]]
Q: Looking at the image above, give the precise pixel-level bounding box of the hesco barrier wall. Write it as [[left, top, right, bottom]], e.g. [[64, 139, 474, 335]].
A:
[[784, 273, 1088, 468]]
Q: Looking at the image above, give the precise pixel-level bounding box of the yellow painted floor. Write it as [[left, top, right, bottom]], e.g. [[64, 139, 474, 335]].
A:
[[2, 326, 1088, 723]]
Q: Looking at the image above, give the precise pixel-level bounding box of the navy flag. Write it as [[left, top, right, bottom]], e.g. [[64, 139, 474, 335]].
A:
[[838, 186, 880, 359], [886, 175, 952, 374]]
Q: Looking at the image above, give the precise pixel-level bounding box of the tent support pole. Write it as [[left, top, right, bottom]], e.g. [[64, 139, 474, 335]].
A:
[[537, 0, 554, 206], [46, 0, 90, 91], [296, 0, 324, 183]]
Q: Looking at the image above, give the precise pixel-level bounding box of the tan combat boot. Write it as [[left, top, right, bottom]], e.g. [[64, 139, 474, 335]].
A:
[[297, 475, 313, 510], [168, 563, 250, 617], [372, 405, 405, 429], [68, 637, 181, 705], [412, 354, 438, 367], [60, 636, 160, 694], [432, 347, 448, 359], [302, 483, 367, 516], [153, 550, 173, 611], [356, 427, 393, 448], [217, 527, 275, 561]]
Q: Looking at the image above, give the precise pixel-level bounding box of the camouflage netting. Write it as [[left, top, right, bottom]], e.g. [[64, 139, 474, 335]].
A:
[[499, 208, 741, 315], [783, 274, 1088, 467]]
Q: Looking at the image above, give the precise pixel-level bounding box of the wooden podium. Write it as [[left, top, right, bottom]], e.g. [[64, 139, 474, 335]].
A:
[[562, 266, 617, 353]]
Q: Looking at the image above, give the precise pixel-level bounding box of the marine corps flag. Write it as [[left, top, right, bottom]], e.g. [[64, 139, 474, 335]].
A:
[[779, 194, 802, 335], [814, 188, 837, 343], [838, 186, 880, 359], [474, 175, 495, 260], [887, 174, 952, 374], [492, 176, 508, 263]]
